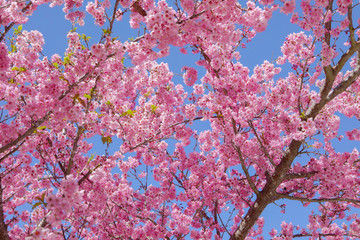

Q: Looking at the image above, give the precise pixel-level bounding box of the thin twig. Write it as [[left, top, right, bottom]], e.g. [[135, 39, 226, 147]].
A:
[[231, 141, 259, 196]]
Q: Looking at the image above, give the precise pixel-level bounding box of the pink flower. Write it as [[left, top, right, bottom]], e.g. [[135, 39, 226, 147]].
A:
[[0, 43, 10, 71], [182, 66, 198, 86], [180, 48, 188, 54], [91, 44, 106, 58], [281, 0, 296, 15]]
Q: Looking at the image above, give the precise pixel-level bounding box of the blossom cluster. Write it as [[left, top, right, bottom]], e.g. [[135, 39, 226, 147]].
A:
[[0, 0, 360, 239]]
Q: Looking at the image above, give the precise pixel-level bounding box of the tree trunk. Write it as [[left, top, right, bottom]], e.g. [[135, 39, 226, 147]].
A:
[[0, 178, 9, 240]]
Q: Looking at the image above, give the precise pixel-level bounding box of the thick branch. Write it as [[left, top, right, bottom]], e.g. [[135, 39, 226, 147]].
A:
[[305, 43, 360, 119], [78, 170, 92, 185], [333, 42, 360, 77], [66, 126, 84, 176], [276, 193, 360, 205], [0, 70, 94, 159], [283, 171, 317, 180], [293, 233, 360, 239], [0, 178, 9, 240], [58, 72, 92, 100], [230, 190, 274, 240], [327, 65, 360, 102], [324, 0, 333, 46], [230, 140, 303, 240], [347, 3, 356, 46], [0, 140, 24, 163], [0, 112, 51, 155]]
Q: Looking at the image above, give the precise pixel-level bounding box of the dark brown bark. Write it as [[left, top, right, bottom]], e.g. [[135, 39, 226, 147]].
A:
[[0, 178, 9, 240], [230, 140, 303, 239]]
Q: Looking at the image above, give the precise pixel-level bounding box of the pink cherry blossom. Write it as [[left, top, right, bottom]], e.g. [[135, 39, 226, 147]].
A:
[[182, 66, 198, 86], [281, 0, 296, 15], [0, 0, 360, 239]]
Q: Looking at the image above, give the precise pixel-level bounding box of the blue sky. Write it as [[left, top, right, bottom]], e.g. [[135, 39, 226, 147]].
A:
[[19, 0, 360, 238]]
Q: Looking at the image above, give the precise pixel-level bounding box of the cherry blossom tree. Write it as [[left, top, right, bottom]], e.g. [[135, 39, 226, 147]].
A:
[[0, 0, 360, 239]]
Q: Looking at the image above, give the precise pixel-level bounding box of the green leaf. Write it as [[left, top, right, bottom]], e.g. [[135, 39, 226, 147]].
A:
[[102, 29, 112, 35], [80, 34, 91, 41], [144, 91, 150, 97], [10, 44, 17, 52], [37, 126, 47, 130], [53, 62, 59, 68], [84, 94, 91, 100], [300, 111, 306, 120], [64, 56, 70, 65], [105, 100, 111, 105], [11, 67, 26, 72], [13, 25, 22, 35], [120, 109, 136, 117], [69, 27, 78, 33], [151, 105, 158, 113], [86, 153, 96, 165], [101, 136, 112, 144], [90, 88, 97, 94], [63, 52, 74, 65]]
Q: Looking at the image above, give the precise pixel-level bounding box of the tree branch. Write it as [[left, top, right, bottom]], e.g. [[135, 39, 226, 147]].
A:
[[230, 139, 303, 240], [283, 171, 317, 180], [324, 0, 333, 46], [78, 170, 93, 185], [347, 3, 357, 46], [0, 112, 51, 155], [30, 211, 51, 236], [306, 41, 360, 121], [0, 140, 24, 163], [333, 42, 360, 77], [327, 65, 360, 102], [66, 126, 84, 176], [230, 37, 360, 240], [0, 178, 9, 240], [276, 193, 360, 205], [231, 141, 259, 196], [0, 1, 32, 42], [293, 232, 360, 239], [247, 120, 275, 167]]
